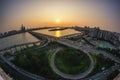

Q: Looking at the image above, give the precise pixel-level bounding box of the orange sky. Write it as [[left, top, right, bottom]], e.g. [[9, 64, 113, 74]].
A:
[[1, 0, 120, 33]]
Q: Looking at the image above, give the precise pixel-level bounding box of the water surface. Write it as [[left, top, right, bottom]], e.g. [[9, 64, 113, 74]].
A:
[[0, 32, 39, 50], [91, 40, 115, 49], [34, 29, 80, 37]]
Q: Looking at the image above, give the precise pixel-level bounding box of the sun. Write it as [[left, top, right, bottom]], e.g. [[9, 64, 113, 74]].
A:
[[56, 19, 61, 23]]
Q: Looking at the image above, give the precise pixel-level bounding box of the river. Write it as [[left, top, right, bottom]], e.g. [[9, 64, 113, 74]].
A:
[[0, 32, 39, 50], [34, 28, 80, 37], [0, 29, 81, 50]]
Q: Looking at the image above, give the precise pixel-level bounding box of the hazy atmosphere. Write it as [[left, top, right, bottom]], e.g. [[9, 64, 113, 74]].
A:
[[0, 1, 120, 80], [0, 0, 120, 33]]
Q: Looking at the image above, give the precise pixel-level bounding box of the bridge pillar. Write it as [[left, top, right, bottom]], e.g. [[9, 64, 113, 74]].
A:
[[33, 43, 36, 46], [14, 46, 18, 53], [20, 46, 23, 52], [36, 42, 40, 46], [8, 49, 11, 53], [10, 48, 13, 54], [10, 48, 14, 55], [26, 44, 29, 48], [29, 44, 33, 47], [23, 45, 26, 49]]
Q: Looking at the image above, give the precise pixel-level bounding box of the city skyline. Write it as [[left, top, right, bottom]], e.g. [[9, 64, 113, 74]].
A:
[[0, 0, 120, 33], [0, 1, 120, 79]]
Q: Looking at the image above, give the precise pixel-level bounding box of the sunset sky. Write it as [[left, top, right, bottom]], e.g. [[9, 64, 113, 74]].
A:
[[0, 0, 120, 33]]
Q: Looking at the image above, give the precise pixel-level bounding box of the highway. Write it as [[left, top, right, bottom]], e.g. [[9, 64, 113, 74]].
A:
[[29, 31, 120, 80], [0, 40, 48, 80], [50, 48, 94, 80], [0, 55, 46, 80], [84, 65, 120, 80], [28, 31, 120, 64], [0, 31, 119, 80], [0, 40, 44, 52]]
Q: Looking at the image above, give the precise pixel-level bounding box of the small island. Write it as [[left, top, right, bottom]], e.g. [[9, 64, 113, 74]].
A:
[[49, 27, 69, 31]]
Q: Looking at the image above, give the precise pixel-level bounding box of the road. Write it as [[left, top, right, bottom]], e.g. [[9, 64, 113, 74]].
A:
[[1, 31, 119, 80], [0, 55, 46, 80], [29, 32, 120, 80], [50, 48, 94, 79], [29, 31, 120, 64], [84, 65, 120, 80], [57, 38, 120, 64], [0, 39, 49, 80]]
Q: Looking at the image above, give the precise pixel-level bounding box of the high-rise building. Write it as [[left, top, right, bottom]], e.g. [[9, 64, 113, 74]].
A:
[[21, 24, 26, 32]]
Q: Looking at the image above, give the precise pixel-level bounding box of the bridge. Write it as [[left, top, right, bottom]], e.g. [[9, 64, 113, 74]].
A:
[[0, 40, 49, 80], [0, 31, 120, 80], [0, 40, 47, 54], [61, 33, 83, 39], [29, 31, 120, 64], [0, 27, 55, 39], [28, 31, 120, 79]]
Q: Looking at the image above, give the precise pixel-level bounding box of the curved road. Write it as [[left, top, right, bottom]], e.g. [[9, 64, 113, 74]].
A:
[[50, 48, 94, 80], [0, 40, 49, 80]]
